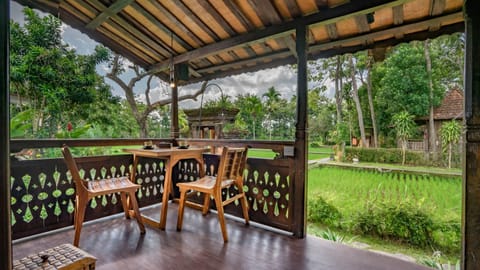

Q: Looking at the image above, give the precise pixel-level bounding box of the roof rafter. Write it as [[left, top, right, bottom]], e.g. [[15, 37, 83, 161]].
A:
[[149, 0, 412, 72], [86, 0, 134, 29], [192, 12, 463, 80]]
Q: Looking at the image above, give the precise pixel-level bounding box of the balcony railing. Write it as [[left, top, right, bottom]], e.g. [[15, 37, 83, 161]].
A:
[[10, 139, 297, 239]]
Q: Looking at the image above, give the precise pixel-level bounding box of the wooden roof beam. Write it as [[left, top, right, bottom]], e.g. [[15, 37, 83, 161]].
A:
[[85, 0, 172, 59], [148, 0, 412, 72], [282, 35, 298, 59], [170, 0, 220, 41], [195, 12, 463, 78], [147, 1, 205, 47], [129, 2, 193, 52], [326, 24, 339, 40], [283, 0, 302, 18], [314, 0, 329, 10], [429, 0, 446, 31], [355, 14, 371, 34], [86, 0, 134, 30], [182, 55, 297, 85], [310, 11, 463, 53], [197, 0, 237, 37], [247, 0, 282, 26], [196, 50, 292, 74], [223, 0, 255, 31], [430, 0, 446, 16], [189, 20, 464, 86]]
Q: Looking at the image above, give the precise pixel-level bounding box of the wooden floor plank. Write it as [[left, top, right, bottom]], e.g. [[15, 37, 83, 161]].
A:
[[13, 204, 430, 270]]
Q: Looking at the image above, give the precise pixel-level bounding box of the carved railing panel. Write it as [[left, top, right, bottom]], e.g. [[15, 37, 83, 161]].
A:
[[175, 154, 294, 231], [10, 140, 297, 239]]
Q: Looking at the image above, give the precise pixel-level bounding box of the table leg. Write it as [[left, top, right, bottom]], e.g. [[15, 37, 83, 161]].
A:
[[159, 159, 172, 230], [126, 155, 140, 219]]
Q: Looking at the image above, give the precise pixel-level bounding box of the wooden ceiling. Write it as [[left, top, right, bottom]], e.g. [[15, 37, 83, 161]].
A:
[[14, 0, 464, 86]]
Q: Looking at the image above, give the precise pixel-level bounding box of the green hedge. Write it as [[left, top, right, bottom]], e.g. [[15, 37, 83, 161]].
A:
[[340, 147, 461, 168], [341, 147, 438, 167], [353, 202, 435, 248]]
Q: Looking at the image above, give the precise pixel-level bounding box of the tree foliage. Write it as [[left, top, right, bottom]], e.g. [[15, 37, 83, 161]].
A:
[[10, 8, 111, 138], [392, 111, 417, 165], [440, 120, 462, 168]]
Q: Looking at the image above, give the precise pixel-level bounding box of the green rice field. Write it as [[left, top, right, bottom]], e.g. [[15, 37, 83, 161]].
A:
[[308, 166, 462, 262], [248, 146, 332, 160], [309, 166, 461, 222]]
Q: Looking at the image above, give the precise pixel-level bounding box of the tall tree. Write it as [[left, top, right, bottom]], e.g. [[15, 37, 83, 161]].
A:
[[235, 94, 264, 139], [106, 54, 208, 137], [334, 55, 344, 124], [366, 54, 378, 147], [262, 87, 281, 140], [424, 39, 437, 157], [10, 8, 110, 137], [375, 43, 444, 135], [348, 54, 367, 147]]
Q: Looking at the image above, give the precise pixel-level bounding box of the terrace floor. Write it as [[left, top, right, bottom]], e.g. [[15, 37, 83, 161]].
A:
[[13, 203, 430, 270]]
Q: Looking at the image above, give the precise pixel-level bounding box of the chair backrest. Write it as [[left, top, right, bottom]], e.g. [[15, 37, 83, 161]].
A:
[[61, 145, 86, 190], [215, 146, 248, 188]]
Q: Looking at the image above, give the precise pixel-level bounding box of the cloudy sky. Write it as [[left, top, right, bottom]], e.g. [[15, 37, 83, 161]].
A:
[[11, 2, 311, 109]]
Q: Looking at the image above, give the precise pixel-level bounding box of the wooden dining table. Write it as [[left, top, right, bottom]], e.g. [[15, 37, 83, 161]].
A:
[[124, 147, 207, 230]]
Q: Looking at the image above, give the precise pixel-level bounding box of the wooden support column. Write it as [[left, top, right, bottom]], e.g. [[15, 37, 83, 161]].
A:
[[170, 65, 180, 139], [293, 23, 308, 238], [463, 1, 480, 269], [0, 0, 12, 269]]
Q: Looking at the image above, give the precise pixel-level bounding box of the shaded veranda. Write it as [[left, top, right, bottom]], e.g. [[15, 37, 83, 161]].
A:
[[2, 1, 480, 269]]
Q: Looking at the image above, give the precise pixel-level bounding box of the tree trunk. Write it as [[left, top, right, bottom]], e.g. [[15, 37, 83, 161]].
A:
[[366, 54, 378, 148], [448, 143, 452, 169], [424, 40, 437, 158], [107, 55, 208, 138], [348, 54, 367, 147], [335, 55, 343, 123]]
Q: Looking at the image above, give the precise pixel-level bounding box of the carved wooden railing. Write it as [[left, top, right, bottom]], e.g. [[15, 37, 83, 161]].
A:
[[10, 139, 296, 239]]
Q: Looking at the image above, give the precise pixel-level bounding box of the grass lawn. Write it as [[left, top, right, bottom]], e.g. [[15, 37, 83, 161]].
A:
[[308, 166, 462, 264], [248, 146, 333, 160]]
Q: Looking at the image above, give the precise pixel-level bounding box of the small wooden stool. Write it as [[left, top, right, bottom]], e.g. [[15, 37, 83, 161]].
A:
[[13, 243, 97, 270]]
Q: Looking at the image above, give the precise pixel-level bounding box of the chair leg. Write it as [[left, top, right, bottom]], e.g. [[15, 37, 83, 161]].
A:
[[73, 196, 80, 231], [176, 189, 187, 231], [214, 193, 228, 242], [73, 197, 87, 247], [239, 195, 250, 225], [202, 193, 210, 216], [128, 190, 145, 234], [236, 183, 250, 225]]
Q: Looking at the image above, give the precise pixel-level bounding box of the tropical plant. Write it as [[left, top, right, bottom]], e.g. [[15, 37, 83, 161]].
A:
[[319, 229, 345, 243], [10, 8, 110, 138], [392, 111, 417, 165], [440, 120, 463, 168], [235, 93, 264, 139]]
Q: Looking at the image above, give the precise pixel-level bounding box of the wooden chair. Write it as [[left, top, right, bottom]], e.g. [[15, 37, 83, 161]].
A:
[[61, 145, 145, 247], [176, 146, 249, 242]]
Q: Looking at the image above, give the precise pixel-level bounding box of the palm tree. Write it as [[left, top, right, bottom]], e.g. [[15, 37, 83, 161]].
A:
[[440, 120, 462, 168], [262, 87, 281, 140], [236, 94, 263, 140]]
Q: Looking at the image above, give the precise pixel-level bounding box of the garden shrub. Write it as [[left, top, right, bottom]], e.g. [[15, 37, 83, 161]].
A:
[[352, 202, 435, 248], [308, 195, 342, 227], [341, 147, 461, 168], [342, 147, 432, 166], [432, 221, 461, 253]]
